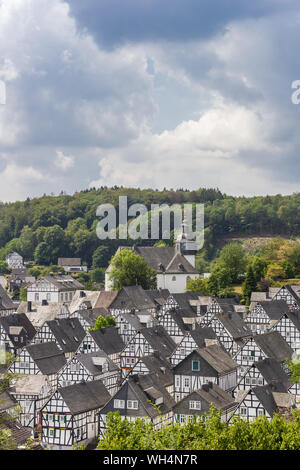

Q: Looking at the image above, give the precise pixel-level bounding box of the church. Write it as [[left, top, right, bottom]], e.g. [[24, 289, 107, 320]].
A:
[[105, 220, 199, 293]]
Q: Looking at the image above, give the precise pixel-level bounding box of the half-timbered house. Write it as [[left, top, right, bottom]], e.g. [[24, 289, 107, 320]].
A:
[[172, 344, 238, 402], [9, 342, 67, 391], [272, 284, 300, 310], [233, 331, 294, 381], [170, 326, 219, 366], [31, 317, 86, 360], [99, 373, 175, 439], [206, 309, 252, 355], [114, 309, 155, 345], [88, 327, 125, 366], [41, 379, 111, 449], [120, 325, 176, 377], [9, 375, 52, 428], [0, 285, 15, 316], [57, 350, 120, 395], [27, 275, 84, 304], [232, 382, 296, 421], [245, 300, 289, 335], [270, 309, 300, 355], [172, 382, 237, 425], [0, 313, 36, 356], [158, 307, 198, 344], [128, 352, 174, 395]]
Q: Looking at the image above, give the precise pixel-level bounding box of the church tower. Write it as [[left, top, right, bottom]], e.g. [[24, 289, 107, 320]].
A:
[[175, 219, 197, 267]]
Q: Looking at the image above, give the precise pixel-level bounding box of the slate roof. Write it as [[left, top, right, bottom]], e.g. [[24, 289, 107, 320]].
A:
[[0, 412, 32, 445], [75, 351, 118, 376], [0, 285, 15, 311], [26, 342, 67, 375], [69, 290, 104, 315], [254, 300, 290, 320], [0, 390, 17, 412], [107, 286, 156, 312], [116, 310, 144, 331], [90, 327, 125, 355], [196, 344, 238, 374], [9, 375, 49, 396], [0, 314, 36, 346], [214, 310, 252, 340], [253, 331, 293, 362], [252, 382, 296, 417], [173, 382, 236, 415], [106, 246, 198, 275], [127, 373, 176, 418], [188, 326, 218, 348], [138, 353, 173, 388], [139, 325, 177, 358], [171, 293, 198, 314], [33, 275, 84, 292], [58, 258, 82, 266], [46, 317, 86, 353], [58, 379, 111, 414], [144, 289, 170, 306], [17, 301, 61, 328], [254, 358, 291, 388]]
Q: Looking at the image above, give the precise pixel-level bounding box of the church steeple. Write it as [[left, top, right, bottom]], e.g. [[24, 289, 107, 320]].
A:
[[175, 219, 197, 266]]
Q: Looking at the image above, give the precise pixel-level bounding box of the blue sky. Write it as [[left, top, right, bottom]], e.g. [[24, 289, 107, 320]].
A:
[[0, 0, 300, 201]]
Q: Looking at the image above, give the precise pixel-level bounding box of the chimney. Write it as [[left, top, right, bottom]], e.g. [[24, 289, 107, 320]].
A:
[[27, 301, 32, 312]]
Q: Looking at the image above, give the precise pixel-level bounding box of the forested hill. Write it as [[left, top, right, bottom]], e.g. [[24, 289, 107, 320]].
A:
[[1, 186, 300, 267]]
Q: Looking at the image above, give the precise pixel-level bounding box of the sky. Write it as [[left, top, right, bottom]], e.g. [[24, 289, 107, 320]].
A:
[[1, 0, 300, 201]]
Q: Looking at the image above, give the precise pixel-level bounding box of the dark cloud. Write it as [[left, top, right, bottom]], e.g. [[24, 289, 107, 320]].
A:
[[65, 0, 295, 48]]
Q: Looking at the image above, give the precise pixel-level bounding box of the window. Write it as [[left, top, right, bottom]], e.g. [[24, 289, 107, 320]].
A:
[[172, 276, 176, 281], [127, 400, 138, 410], [46, 293, 51, 301], [257, 409, 264, 416], [189, 400, 201, 410], [184, 377, 190, 388], [192, 361, 200, 371], [35, 293, 39, 301], [240, 407, 247, 416], [114, 399, 125, 409]]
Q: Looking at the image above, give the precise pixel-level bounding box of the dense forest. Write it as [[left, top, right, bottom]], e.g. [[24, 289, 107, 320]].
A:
[[1, 186, 300, 269]]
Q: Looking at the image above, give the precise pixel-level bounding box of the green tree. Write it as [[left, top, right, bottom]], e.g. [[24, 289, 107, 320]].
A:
[[89, 315, 116, 331], [186, 277, 209, 294], [109, 249, 157, 290], [34, 242, 52, 265], [90, 268, 105, 284], [207, 263, 233, 296], [92, 246, 111, 269], [242, 265, 257, 305], [0, 260, 10, 274], [18, 226, 36, 260], [217, 243, 246, 283]]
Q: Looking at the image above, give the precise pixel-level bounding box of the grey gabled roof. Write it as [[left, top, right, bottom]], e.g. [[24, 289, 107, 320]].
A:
[[173, 382, 235, 415], [252, 382, 295, 417], [0, 313, 36, 345], [138, 353, 173, 388], [90, 326, 125, 355], [128, 373, 176, 418], [144, 289, 170, 306], [171, 293, 198, 314], [254, 358, 291, 388], [197, 344, 238, 374], [140, 325, 177, 358], [214, 310, 252, 340], [254, 331, 293, 362], [116, 310, 144, 331], [254, 300, 290, 320], [189, 326, 218, 348], [59, 379, 111, 414], [0, 285, 15, 310], [75, 350, 118, 376], [40, 275, 84, 291], [109, 286, 157, 311], [46, 318, 86, 353], [26, 342, 67, 375]]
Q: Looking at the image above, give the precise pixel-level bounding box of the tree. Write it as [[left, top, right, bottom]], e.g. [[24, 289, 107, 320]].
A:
[[217, 243, 246, 283], [96, 408, 300, 450], [0, 260, 10, 274], [242, 265, 257, 305], [18, 226, 36, 260], [186, 277, 209, 294], [206, 263, 233, 296], [92, 246, 111, 269], [266, 264, 286, 281], [89, 315, 116, 331], [34, 242, 52, 265], [91, 268, 105, 284], [109, 249, 157, 290]]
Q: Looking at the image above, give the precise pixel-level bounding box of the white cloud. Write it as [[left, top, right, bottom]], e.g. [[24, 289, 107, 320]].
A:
[[55, 150, 74, 170]]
